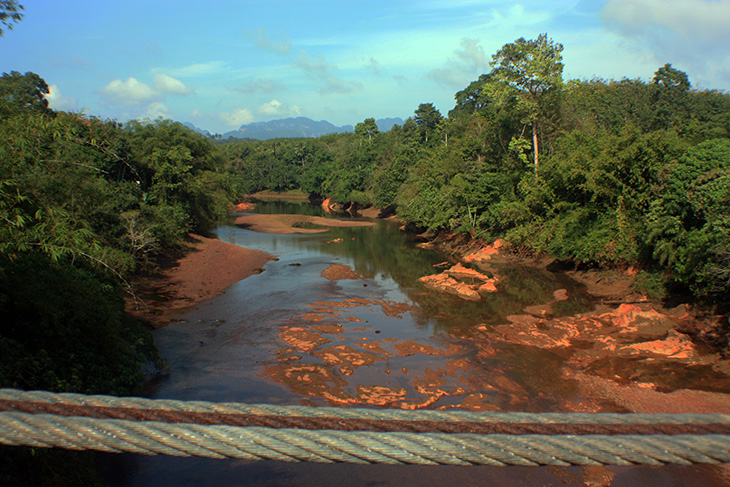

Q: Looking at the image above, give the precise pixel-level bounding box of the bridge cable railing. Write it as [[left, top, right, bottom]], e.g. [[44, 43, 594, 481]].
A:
[[1, 388, 729, 466]]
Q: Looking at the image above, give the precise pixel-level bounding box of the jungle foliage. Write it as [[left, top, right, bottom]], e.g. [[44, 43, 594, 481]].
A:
[[218, 36, 730, 305], [0, 71, 234, 397]]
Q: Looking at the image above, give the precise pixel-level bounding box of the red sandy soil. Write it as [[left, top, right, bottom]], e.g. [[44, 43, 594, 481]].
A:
[[234, 213, 376, 234], [128, 234, 274, 326], [321, 264, 364, 280]]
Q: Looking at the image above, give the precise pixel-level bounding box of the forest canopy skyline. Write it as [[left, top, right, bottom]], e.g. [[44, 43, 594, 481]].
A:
[[2, 0, 729, 133]]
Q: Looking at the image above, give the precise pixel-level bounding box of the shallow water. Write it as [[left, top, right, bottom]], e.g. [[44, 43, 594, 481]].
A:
[[100, 201, 730, 486]]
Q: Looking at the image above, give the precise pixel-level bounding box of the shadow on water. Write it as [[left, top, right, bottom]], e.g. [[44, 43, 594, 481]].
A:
[[99, 200, 730, 486]]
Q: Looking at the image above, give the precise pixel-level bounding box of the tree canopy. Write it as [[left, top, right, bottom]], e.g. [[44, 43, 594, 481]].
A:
[[487, 33, 564, 177], [0, 0, 23, 36]]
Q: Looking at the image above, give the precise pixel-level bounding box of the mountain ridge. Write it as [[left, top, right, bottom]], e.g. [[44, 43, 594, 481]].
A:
[[208, 116, 404, 140]]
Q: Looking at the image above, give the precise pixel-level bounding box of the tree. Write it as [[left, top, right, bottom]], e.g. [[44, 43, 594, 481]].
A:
[[0, 71, 50, 115], [653, 63, 690, 90], [488, 33, 564, 178], [414, 103, 443, 143], [355, 117, 379, 144], [450, 73, 494, 117], [0, 1, 23, 36], [651, 63, 691, 131]]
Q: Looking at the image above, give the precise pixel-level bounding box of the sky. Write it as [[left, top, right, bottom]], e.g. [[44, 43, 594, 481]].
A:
[[2, 0, 729, 134]]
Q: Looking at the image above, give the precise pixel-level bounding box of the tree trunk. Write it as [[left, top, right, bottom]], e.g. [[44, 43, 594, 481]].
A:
[[532, 119, 539, 179]]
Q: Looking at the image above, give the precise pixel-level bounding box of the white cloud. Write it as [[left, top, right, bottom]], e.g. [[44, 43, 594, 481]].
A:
[[428, 38, 490, 88], [141, 102, 171, 120], [257, 99, 302, 118], [219, 107, 255, 127], [601, 0, 730, 43], [100, 77, 159, 105], [600, 0, 730, 88], [46, 84, 78, 111], [100, 74, 192, 106], [154, 74, 191, 95]]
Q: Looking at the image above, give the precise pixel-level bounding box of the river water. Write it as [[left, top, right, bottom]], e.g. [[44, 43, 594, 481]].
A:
[[100, 200, 729, 486]]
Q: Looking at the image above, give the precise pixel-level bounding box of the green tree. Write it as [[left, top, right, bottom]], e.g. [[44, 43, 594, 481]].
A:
[[653, 63, 690, 90], [487, 33, 564, 178], [414, 103, 443, 143], [450, 73, 494, 117], [0, 71, 51, 115], [651, 63, 691, 131], [0, 1, 23, 36], [646, 138, 730, 301], [355, 117, 379, 144]]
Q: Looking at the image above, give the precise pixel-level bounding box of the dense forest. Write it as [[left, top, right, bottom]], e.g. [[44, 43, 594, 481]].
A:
[[3, 34, 730, 395], [0, 69, 237, 483], [1, 31, 729, 484], [220, 35, 730, 307]]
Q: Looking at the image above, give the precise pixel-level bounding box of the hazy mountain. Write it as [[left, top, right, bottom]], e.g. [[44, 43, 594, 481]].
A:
[[374, 118, 403, 132], [182, 122, 211, 137], [219, 116, 404, 141]]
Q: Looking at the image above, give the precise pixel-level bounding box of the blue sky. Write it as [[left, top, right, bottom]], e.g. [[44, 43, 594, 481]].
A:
[[2, 0, 729, 134]]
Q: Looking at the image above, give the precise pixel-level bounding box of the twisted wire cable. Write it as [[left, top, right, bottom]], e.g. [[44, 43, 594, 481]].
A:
[[1, 389, 729, 466]]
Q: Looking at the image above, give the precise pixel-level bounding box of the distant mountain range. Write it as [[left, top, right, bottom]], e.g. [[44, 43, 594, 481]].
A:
[[182, 122, 211, 137], [184, 117, 404, 141]]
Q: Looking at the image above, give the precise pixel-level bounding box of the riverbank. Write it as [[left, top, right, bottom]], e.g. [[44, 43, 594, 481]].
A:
[[127, 233, 275, 327], [419, 231, 730, 414], [128, 211, 730, 415]]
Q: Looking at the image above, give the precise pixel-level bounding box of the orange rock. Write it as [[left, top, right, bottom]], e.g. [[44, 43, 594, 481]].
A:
[[265, 362, 350, 403], [314, 344, 383, 367], [358, 341, 392, 356], [418, 273, 481, 301], [278, 327, 332, 353], [230, 201, 256, 212], [393, 340, 448, 356], [619, 330, 699, 360], [478, 281, 498, 293], [355, 385, 408, 406], [376, 300, 419, 317], [446, 263, 492, 281], [553, 289, 569, 301], [601, 303, 664, 330], [312, 323, 344, 333], [462, 239, 505, 264]]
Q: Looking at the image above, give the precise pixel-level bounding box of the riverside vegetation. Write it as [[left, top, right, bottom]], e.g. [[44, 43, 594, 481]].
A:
[[1, 33, 729, 484]]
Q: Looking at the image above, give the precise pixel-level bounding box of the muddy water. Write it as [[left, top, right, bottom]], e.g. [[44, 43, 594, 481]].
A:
[[101, 201, 730, 486]]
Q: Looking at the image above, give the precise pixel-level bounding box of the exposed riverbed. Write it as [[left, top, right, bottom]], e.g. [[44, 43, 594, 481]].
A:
[[102, 200, 730, 486]]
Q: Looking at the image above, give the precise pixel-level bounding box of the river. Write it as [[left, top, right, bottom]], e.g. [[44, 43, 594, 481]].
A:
[[100, 200, 729, 486]]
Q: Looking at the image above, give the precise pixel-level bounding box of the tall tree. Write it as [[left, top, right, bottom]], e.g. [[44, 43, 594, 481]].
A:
[[414, 103, 443, 143], [355, 117, 379, 143], [0, 0, 23, 36], [487, 33, 564, 178], [651, 63, 691, 131]]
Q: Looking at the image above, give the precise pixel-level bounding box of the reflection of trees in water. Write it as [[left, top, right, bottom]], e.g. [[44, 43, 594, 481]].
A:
[[250, 200, 595, 336]]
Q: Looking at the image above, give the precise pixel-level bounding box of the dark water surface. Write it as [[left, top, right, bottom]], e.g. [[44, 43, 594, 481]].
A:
[[100, 201, 730, 486]]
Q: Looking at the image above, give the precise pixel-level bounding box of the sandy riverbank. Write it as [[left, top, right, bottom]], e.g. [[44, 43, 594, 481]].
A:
[[128, 214, 730, 415], [127, 234, 274, 326]]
